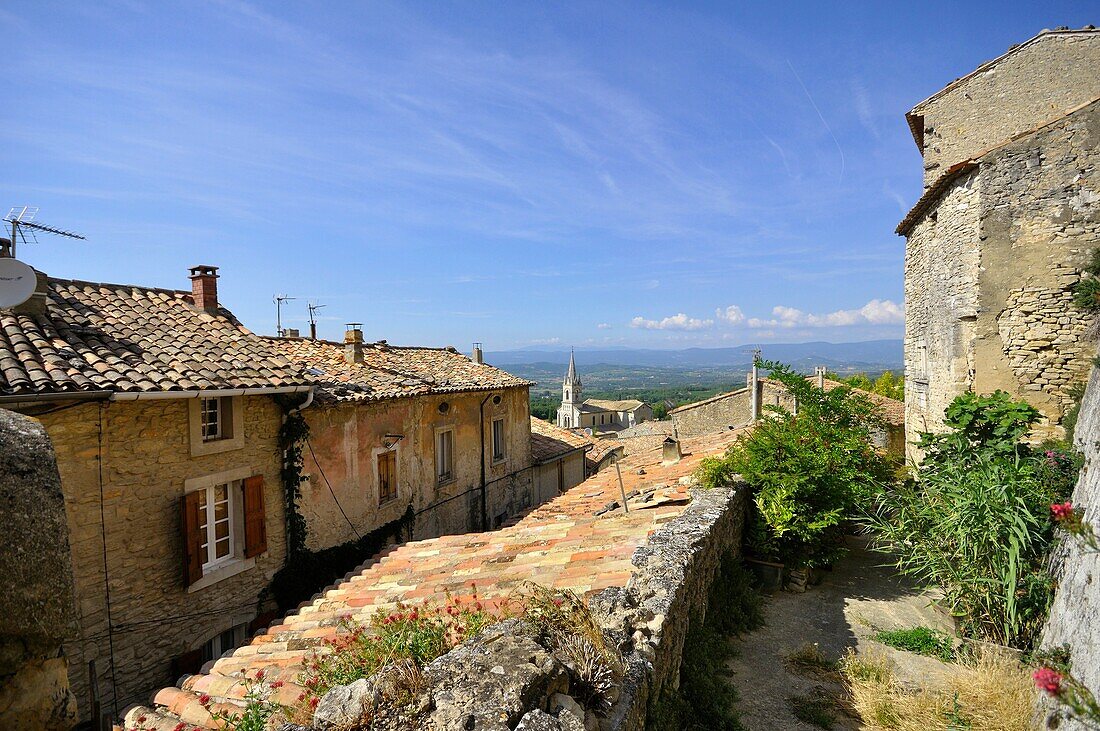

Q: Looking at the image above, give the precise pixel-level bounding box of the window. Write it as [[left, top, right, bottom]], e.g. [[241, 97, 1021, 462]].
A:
[[198, 482, 235, 569], [436, 428, 454, 484], [600, 414, 605, 425], [200, 397, 233, 442], [492, 417, 505, 462], [378, 451, 397, 504], [202, 623, 248, 663]]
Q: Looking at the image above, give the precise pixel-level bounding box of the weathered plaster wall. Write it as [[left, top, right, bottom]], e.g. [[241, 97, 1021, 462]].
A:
[[0, 409, 78, 730], [31, 395, 286, 723], [531, 450, 586, 509], [300, 387, 533, 548], [904, 101, 1099, 457], [913, 31, 1100, 186], [1040, 357, 1100, 729]]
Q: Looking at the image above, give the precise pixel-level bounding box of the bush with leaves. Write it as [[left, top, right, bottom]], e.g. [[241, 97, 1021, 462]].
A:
[[1072, 248, 1100, 312], [869, 391, 1076, 650], [698, 361, 892, 568]]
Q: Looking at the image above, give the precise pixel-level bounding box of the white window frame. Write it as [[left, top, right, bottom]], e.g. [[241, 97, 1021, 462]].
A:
[[198, 480, 237, 572], [189, 396, 245, 456], [184, 466, 255, 592], [491, 417, 506, 463], [435, 427, 454, 485]]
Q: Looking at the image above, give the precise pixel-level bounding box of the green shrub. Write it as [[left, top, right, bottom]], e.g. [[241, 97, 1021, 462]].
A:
[[700, 361, 892, 568], [1072, 248, 1100, 312], [874, 626, 954, 661], [869, 392, 1073, 650]]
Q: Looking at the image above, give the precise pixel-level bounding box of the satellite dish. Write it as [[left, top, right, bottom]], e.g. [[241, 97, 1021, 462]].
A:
[[0, 258, 36, 308], [583, 428, 594, 437]]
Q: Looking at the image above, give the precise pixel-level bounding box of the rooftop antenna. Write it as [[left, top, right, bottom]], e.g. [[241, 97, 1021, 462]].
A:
[[307, 301, 326, 340], [274, 294, 296, 336], [3, 206, 85, 258]]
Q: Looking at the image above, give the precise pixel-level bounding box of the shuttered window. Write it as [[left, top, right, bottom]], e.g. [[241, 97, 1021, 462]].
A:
[[243, 475, 267, 558], [181, 492, 203, 586], [436, 429, 454, 484], [378, 451, 397, 504], [492, 418, 505, 461], [181, 474, 266, 588]]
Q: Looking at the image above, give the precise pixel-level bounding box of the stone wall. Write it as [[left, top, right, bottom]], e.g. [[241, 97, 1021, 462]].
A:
[[0, 409, 78, 730], [300, 387, 533, 548], [32, 395, 287, 723], [1039, 356, 1100, 729], [911, 30, 1100, 187], [670, 388, 752, 437], [904, 100, 1099, 456]]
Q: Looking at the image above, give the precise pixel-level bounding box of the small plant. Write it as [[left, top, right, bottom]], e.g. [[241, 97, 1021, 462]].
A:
[[1052, 501, 1100, 553], [785, 642, 837, 674], [1033, 664, 1100, 725], [788, 690, 836, 729], [200, 672, 287, 731], [1072, 248, 1100, 312], [873, 626, 954, 662], [945, 692, 973, 729]]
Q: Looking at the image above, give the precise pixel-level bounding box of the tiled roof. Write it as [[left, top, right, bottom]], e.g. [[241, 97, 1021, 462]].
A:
[[0, 277, 310, 397], [124, 428, 744, 731], [269, 337, 532, 403], [819, 379, 905, 426], [616, 421, 673, 438], [581, 398, 646, 412], [529, 417, 591, 463]]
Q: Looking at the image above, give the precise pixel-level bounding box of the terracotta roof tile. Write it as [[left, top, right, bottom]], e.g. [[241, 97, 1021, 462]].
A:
[[0, 276, 310, 397], [124, 428, 743, 730], [268, 336, 532, 403], [529, 417, 591, 463]]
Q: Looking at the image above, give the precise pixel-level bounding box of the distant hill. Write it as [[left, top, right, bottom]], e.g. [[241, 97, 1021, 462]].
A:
[[487, 340, 902, 370]]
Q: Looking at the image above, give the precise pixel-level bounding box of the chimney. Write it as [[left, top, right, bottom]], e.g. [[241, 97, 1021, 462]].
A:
[[749, 350, 761, 422], [189, 265, 219, 314], [309, 322, 317, 340], [814, 365, 826, 389], [285, 328, 300, 338], [11, 268, 49, 316], [662, 436, 682, 464], [345, 323, 364, 364], [472, 342, 484, 364]]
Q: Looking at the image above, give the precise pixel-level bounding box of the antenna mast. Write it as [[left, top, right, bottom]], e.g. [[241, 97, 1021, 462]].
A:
[[3, 206, 85, 258], [274, 294, 296, 336], [307, 301, 326, 340]]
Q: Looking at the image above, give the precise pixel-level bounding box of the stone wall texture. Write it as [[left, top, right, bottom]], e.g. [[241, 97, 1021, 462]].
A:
[[1040, 355, 1100, 729], [905, 99, 1100, 457], [33, 395, 287, 724], [911, 30, 1100, 187], [0, 409, 78, 730], [300, 387, 534, 549]]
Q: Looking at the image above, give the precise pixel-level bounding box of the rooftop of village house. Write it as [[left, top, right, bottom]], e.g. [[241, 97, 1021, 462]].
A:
[[578, 397, 646, 412], [528, 416, 592, 463], [267, 333, 532, 404], [123, 427, 744, 730], [0, 272, 309, 398]]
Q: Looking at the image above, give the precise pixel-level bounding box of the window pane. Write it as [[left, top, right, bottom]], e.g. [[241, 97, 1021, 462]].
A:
[[214, 538, 230, 559], [215, 519, 230, 540]]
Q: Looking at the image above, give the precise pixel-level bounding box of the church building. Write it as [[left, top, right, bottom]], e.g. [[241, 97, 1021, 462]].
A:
[[555, 351, 653, 431]]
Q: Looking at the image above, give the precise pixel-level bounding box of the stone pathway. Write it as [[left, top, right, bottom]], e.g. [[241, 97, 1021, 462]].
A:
[[723, 538, 956, 730]]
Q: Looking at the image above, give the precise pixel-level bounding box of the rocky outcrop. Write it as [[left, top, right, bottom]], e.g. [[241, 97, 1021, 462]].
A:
[[0, 409, 79, 730]]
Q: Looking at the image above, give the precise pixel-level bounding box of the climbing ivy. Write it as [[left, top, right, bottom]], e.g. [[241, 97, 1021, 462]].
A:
[[277, 401, 310, 558]]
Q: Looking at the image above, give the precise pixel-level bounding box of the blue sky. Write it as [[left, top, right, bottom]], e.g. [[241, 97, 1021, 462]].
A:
[[2, 1, 1095, 349]]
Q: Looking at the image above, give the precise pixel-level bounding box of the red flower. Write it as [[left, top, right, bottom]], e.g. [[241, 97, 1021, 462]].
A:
[[198, 693, 211, 706], [255, 669, 265, 681], [1033, 667, 1064, 696], [173, 724, 186, 731], [310, 696, 320, 709], [137, 717, 147, 725], [271, 680, 284, 689], [1051, 502, 1075, 521]]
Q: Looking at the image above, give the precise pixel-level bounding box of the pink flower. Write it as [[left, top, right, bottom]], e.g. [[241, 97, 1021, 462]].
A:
[[310, 696, 320, 709], [255, 669, 265, 681], [174, 724, 187, 731], [137, 717, 147, 725], [1052, 502, 1075, 521], [271, 680, 284, 689], [1033, 667, 1064, 696]]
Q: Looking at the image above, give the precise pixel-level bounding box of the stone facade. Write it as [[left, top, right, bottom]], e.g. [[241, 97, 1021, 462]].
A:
[[902, 99, 1100, 456], [0, 409, 79, 730], [301, 387, 535, 549], [908, 29, 1100, 187], [25, 395, 288, 724]]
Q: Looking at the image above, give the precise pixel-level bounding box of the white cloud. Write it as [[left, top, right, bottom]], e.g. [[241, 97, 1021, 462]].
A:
[[630, 313, 714, 331], [530, 336, 562, 344], [596, 322, 612, 329], [747, 299, 904, 329], [715, 305, 745, 325]]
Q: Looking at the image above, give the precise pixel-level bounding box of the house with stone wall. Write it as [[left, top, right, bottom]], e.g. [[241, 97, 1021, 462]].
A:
[[898, 27, 1100, 457], [269, 330, 541, 545], [0, 265, 313, 726]]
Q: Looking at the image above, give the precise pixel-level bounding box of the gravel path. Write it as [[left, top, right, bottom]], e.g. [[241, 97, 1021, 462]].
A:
[[723, 538, 955, 730]]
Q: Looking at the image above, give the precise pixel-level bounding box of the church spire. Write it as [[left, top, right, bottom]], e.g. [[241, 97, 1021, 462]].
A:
[[565, 348, 579, 386], [562, 348, 582, 406]]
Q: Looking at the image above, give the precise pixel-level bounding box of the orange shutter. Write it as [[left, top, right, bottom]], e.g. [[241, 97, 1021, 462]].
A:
[[181, 492, 203, 587], [243, 475, 267, 558]]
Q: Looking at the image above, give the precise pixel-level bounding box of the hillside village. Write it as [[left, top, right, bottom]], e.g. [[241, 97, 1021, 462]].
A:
[[1, 20, 1099, 731]]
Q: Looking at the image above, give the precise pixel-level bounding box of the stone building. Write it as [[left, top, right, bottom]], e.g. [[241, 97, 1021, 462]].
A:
[[0, 265, 313, 724], [270, 330, 541, 545], [555, 350, 653, 431], [670, 366, 905, 454], [529, 417, 591, 506], [898, 28, 1100, 455]]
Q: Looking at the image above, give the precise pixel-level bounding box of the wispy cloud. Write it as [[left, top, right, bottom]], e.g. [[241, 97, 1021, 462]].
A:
[[630, 313, 714, 331], [747, 299, 904, 328]]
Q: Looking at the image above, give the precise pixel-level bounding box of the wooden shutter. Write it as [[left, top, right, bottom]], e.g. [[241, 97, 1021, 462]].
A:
[[378, 451, 396, 504], [181, 492, 203, 587], [243, 475, 267, 558]]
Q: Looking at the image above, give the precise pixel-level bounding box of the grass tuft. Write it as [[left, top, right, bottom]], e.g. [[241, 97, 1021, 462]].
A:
[[788, 690, 836, 729], [874, 626, 955, 662], [785, 642, 838, 675]]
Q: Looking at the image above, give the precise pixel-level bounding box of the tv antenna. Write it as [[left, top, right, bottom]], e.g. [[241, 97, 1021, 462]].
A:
[[274, 294, 296, 336], [3, 206, 85, 258], [307, 301, 326, 339]]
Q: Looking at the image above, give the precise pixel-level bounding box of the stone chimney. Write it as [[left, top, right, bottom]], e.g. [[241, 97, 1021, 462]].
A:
[[189, 265, 219, 314], [662, 436, 682, 464], [472, 342, 484, 364], [285, 328, 300, 338], [345, 323, 364, 364], [814, 366, 826, 389], [309, 322, 318, 340]]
